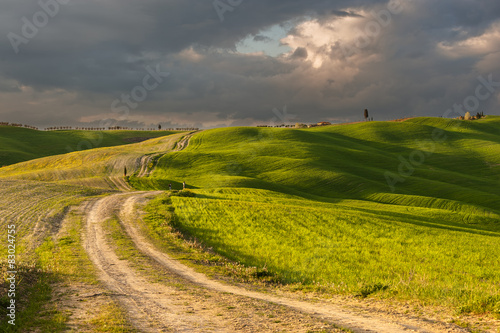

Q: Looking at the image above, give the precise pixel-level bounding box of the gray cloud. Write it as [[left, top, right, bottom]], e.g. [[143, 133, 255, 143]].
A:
[[291, 47, 308, 59], [0, 0, 499, 128]]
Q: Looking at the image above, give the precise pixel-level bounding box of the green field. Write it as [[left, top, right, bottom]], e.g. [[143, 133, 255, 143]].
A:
[[1, 116, 500, 318], [168, 188, 499, 313], [134, 116, 500, 314], [0, 126, 178, 166], [0, 131, 188, 189]]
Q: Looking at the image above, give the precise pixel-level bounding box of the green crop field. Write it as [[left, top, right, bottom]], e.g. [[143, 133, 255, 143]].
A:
[[0, 126, 178, 166], [135, 116, 500, 206], [132, 116, 500, 315], [1, 116, 499, 321], [168, 188, 500, 313]]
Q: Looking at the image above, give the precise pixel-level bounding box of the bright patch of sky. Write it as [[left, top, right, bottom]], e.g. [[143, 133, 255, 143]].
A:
[[236, 24, 292, 57]]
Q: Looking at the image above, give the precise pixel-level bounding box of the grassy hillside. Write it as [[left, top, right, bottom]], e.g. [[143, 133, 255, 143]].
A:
[[0, 132, 189, 189], [134, 116, 500, 212], [133, 116, 500, 314], [0, 126, 178, 166], [1, 116, 499, 315]]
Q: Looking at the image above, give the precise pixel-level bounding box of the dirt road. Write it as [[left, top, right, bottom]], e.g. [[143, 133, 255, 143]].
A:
[[135, 132, 196, 179], [82, 192, 467, 333], [172, 132, 195, 152], [83, 193, 342, 332]]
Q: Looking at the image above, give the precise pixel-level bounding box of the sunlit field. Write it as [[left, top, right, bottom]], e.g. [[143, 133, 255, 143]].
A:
[[168, 187, 500, 313], [135, 116, 500, 314], [1, 117, 499, 317], [0, 125, 178, 166]]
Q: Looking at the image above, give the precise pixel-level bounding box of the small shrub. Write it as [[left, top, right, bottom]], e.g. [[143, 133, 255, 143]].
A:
[[356, 283, 389, 298]]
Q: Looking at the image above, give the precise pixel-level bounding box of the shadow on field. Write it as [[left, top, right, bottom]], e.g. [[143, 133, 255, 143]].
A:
[[351, 206, 500, 236]]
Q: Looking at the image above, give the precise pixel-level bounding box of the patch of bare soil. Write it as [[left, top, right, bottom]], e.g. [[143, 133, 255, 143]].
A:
[[50, 281, 125, 332]]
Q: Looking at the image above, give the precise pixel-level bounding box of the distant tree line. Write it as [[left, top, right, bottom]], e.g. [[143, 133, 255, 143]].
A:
[[0, 122, 199, 131], [0, 122, 39, 130], [257, 124, 295, 128], [45, 126, 199, 131]]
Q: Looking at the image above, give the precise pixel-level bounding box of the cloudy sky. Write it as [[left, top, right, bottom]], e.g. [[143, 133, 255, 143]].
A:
[[1, 0, 500, 129]]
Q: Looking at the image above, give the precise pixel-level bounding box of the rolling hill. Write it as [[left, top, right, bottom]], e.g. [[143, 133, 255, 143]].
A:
[[1, 116, 499, 319], [133, 116, 500, 212], [0, 126, 179, 166], [133, 116, 500, 313], [0, 130, 191, 190]]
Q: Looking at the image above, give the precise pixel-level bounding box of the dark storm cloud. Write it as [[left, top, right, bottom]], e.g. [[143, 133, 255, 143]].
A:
[[0, 0, 499, 127], [0, 0, 375, 92]]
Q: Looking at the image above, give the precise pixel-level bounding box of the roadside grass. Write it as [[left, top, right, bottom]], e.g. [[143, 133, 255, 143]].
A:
[[0, 260, 64, 332], [103, 195, 277, 286], [137, 192, 282, 285], [35, 211, 99, 284], [103, 215, 188, 287], [33, 209, 135, 332], [0, 126, 178, 166], [87, 303, 136, 333]]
